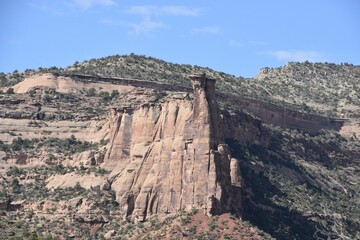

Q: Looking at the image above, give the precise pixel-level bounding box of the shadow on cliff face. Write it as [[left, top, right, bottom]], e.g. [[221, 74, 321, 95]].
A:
[[240, 163, 320, 239], [226, 139, 324, 240]]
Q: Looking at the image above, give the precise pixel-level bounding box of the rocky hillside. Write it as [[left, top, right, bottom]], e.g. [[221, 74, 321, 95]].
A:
[[2, 54, 360, 117], [255, 62, 360, 118], [0, 56, 359, 239]]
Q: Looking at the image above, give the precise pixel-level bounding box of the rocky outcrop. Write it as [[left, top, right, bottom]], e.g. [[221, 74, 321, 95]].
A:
[[102, 74, 242, 221], [0, 118, 107, 145], [11, 73, 134, 94], [0, 199, 25, 211]]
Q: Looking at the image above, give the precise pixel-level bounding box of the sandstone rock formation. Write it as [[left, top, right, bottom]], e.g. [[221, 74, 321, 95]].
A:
[[11, 73, 134, 94], [102, 74, 242, 221]]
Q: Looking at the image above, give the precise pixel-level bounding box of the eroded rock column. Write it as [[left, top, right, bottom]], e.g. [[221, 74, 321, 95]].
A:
[[189, 74, 241, 215], [104, 74, 242, 221]]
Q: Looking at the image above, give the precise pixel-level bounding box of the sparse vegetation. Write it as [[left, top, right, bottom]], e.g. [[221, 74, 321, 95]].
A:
[[2, 54, 359, 119], [227, 124, 360, 239], [58, 54, 360, 117], [0, 54, 359, 239], [0, 136, 99, 157]]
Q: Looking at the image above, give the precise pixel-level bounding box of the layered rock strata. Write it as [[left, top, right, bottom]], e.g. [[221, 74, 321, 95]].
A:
[[102, 74, 242, 221]]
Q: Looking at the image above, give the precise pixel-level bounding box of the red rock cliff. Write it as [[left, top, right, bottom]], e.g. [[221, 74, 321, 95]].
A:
[[102, 74, 242, 221]]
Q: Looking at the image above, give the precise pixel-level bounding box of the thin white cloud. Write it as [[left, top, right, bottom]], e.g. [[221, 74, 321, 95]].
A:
[[73, 0, 117, 9], [228, 39, 268, 48], [160, 6, 201, 16], [100, 16, 166, 35], [28, 2, 65, 15], [261, 50, 326, 62], [192, 25, 220, 34], [29, 2, 48, 11], [229, 39, 243, 48], [249, 40, 268, 46], [98, 16, 166, 34], [127, 5, 201, 17], [99, 19, 116, 25], [129, 19, 166, 35], [126, 5, 200, 35]]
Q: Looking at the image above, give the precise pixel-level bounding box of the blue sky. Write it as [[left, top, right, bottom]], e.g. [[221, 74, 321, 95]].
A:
[[1, 0, 359, 77]]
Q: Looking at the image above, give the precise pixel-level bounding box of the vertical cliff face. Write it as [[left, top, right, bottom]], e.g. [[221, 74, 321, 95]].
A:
[[103, 74, 241, 221]]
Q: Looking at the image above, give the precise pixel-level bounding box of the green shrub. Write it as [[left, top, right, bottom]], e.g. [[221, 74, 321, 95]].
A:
[[10, 137, 36, 151], [42, 94, 52, 103], [99, 91, 111, 102], [6, 87, 14, 94], [0, 140, 9, 151], [86, 88, 97, 97], [208, 220, 216, 230], [111, 90, 119, 99]]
